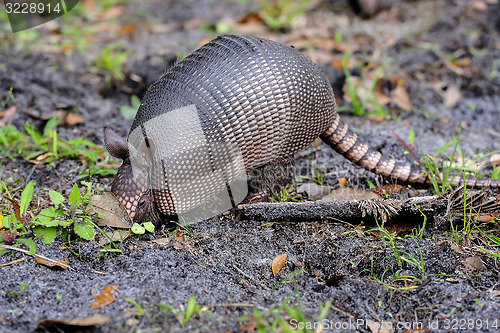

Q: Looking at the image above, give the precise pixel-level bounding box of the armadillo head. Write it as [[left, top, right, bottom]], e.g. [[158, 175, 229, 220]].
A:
[[103, 127, 161, 224]]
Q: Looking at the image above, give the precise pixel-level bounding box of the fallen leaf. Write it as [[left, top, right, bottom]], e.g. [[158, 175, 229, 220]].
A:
[[35, 152, 52, 161], [271, 254, 287, 277], [392, 86, 412, 111], [239, 322, 257, 331], [451, 57, 471, 68], [35, 257, 68, 269], [0, 105, 17, 126], [118, 23, 137, 36], [367, 114, 385, 122], [475, 214, 496, 223], [144, 22, 177, 34], [322, 188, 380, 200], [125, 318, 140, 326], [176, 229, 185, 242], [89, 192, 131, 228], [64, 113, 86, 125], [5, 198, 21, 224], [38, 314, 111, 328], [374, 184, 404, 197], [444, 85, 462, 107], [465, 256, 485, 271], [469, 0, 488, 11], [152, 237, 171, 246], [100, 6, 123, 19], [490, 153, 500, 167], [90, 285, 118, 309]]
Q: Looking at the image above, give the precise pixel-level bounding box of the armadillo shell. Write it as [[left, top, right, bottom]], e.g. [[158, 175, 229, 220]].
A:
[[128, 35, 336, 217]]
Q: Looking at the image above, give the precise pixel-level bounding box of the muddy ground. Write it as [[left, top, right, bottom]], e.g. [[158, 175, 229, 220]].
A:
[[1, 0, 500, 332]]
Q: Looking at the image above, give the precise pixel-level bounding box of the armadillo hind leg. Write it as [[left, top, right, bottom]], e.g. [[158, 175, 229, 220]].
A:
[[247, 157, 296, 203], [320, 113, 500, 188]]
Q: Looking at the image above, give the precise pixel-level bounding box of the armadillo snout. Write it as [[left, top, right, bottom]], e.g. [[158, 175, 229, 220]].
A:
[[111, 162, 154, 223]]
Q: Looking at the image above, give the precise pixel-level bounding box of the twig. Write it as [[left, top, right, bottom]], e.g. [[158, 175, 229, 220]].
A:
[[0, 244, 75, 271], [233, 263, 270, 290]]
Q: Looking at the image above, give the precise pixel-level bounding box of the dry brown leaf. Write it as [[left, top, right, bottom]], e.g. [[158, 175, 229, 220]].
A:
[[374, 184, 404, 197], [38, 314, 111, 328], [35, 257, 68, 269], [490, 153, 500, 167], [444, 85, 462, 107], [465, 256, 485, 271], [118, 23, 137, 36], [100, 6, 123, 19], [5, 198, 21, 224], [451, 57, 471, 68], [64, 113, 86, 125], [374, 89, 391, 107], [271, 254, 287, 277], [311, 38, 349, 53], [35, 152, 52, 161], [469, 0, 488, 11], [89, 192, 131, 228], [152, 237, 171, 246], [0, 105, 17, 126], [144, 23, 177, 34], [90, 285, 118, 309], [239, 322, 257, 331], [322, 188, 380, 200], [392, 86, 412, 111], [175, 229, 185, 242], [367, 114, 385, 122], [475, 214, 496, 223]]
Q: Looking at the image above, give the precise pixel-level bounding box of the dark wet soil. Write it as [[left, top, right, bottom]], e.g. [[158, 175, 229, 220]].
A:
[[1, 0, 500, 332]]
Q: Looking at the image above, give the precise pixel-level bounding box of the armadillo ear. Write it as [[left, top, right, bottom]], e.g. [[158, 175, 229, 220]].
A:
[[103, 126, 130, 160]]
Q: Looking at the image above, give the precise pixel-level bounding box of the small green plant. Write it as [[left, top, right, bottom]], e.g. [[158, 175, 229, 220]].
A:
[[367, 223, 427, 286], [131, 221, 155, 235], [1, 87, 15, 109], [238, 291, 332, 332], [269, 184, 296, 203], [419, 125, 467, 195], [157, 295, 209, 326], [311, 162, 324, 186], [1, 180, 107, 252], [0, 120, 117, 177], [339, 52, 389, 116], [125, 298, 146, 316], [7, 283, 29, 297], [258, 0, 310, 31], [420, 126, 500, 195], [119, 94, 141, 120], [58, 25, 96, 54], [95, 44, 131, 85]]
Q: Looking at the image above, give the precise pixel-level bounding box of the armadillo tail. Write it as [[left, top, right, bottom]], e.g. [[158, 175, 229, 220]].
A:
[[320, 113, 500, 189]]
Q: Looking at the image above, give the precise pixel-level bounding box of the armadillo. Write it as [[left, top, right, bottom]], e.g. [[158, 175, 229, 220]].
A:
[[103, 35, 499, 224]]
